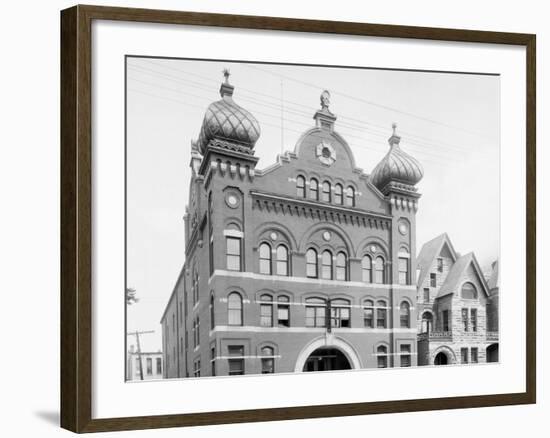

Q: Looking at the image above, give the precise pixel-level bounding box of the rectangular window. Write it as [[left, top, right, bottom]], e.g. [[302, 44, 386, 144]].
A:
[[471, 309, 478, 332], [146, 357, 152, 375], [377, 308, 387, 328], [193, 359, 201, 377], [226, 237, 241, 271], [471, 347, 478, 363], [461, 347, 469, 364], [209, 237, 214, 276], [305, 305, 326, 328], [398, 257, 408, 285], [261, 357, 274, 374], [211, 347, 216, 376], [135, 358, 141, 376], [442, 310, 449, 331], [430, 273, 437, 287], [260, 303, 273, 327], [400, 344, 412, 367], [462, 308, 469, 331], [179, 302, 183, 324], [363, 306, 374, 328], [437, 257, 444, 272], [423, 288, 430, 302], [330, 306, 350, 328], [377, 353, 388, 368], [228, 345, 245, 376], [156, 357, 162, 374], [277, 300, 290, 327]]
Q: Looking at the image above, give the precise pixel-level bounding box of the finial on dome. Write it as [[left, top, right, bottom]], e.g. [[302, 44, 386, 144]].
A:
[[320, 90, 331, 110], [388, 122, 401, 147], [219, 68, 234, 98], [222, 68, 231, 83]]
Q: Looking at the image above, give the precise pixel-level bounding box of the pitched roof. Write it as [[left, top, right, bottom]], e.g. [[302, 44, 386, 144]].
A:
[[416, 233, 457, 288], [436, 252, 490, 299]]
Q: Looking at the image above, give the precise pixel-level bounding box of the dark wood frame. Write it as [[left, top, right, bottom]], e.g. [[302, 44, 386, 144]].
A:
[[60, 4, 536, 433]]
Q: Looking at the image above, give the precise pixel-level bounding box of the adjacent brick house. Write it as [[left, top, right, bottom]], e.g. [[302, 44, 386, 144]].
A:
[[160, 73, 425, 377]]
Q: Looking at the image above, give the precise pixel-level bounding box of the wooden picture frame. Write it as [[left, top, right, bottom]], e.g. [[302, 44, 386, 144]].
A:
[[60, 4, 536, 433]]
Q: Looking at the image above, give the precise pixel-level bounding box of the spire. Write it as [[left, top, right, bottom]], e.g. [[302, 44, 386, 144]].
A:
[[388, 122, 401, 147], [313, 90, 337, 131], [219, 68, 234, 98]]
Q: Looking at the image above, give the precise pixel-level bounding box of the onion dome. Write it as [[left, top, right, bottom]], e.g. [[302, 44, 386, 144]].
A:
[[197, 69, 261, 154], [370, 123, 423, 192]]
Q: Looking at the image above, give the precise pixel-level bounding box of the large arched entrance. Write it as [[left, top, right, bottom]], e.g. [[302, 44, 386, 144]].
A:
[[294, 336, 362, 372], [434, 352, 449, 365], [487, 343, 499, 363], [303, 347, 351, 372]]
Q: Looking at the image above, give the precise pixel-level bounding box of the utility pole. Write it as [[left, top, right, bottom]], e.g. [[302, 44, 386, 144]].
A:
[[127, 330, 155, 380]]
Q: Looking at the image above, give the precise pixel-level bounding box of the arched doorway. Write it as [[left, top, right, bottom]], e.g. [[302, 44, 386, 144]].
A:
[[303, 347, 351, 372], [434, 352, 449, 365], [487, 343, 499, 362]]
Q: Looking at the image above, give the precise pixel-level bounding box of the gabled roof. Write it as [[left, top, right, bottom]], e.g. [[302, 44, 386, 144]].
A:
[[436, 252, 491, 299], [416, 233, 458, 288]]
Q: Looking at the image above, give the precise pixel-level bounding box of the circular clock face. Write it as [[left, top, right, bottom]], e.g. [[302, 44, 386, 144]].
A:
[[225, 193, 240, 208], [322, 231, 331, 241], [398, 222, 408, 235], [270, 232, 278, 241]]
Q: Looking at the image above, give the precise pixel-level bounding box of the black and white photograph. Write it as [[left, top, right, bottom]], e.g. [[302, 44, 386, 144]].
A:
[[125, 57, 500, 380], [126, 57, 499, 381]]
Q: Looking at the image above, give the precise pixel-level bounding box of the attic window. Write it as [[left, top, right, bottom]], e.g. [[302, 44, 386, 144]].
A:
[[461, 282, 478, 300], [437, 258, 443, 272], [321, 146, 331, 158]]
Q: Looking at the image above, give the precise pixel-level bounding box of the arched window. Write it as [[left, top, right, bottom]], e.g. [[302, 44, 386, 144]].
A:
[[309, 178, 319, 200], [296, 175, 306, 198], [400, 301, 411, 328], [276, 245, 289, 276], [306, 248, 318, 278], [321, 250, 333, 280], [362, 255, 372, 283], [261, 346, 275, 374], [227, 292, 243, 326], [334, 184, 343, 204], [377, 345, 388, 368], [259, 243, 272, 275], [210, 294, 215, 330], [345, 186, 355, 207], [260, 294, 273, 327], [363, 299, 374, 328], [322, 181, 331, 202], [330, 298, 351, 328], [305, 297, 327, 327], [335, 252, 347, 281], [277, 295, 290, 327], [461, 282, 478, 300], [376, 300, 387, 328], [374, 257, 385, 284]]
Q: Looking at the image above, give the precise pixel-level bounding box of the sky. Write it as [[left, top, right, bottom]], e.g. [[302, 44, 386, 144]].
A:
[[126, 57, 500, 352]]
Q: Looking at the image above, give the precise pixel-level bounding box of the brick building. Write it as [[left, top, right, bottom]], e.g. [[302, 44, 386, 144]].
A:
[[160, 72, 426, 378], [416, 234, 499, 365]]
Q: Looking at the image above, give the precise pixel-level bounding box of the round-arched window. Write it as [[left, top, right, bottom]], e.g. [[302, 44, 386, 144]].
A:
[[461, 282, 478, 300]]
